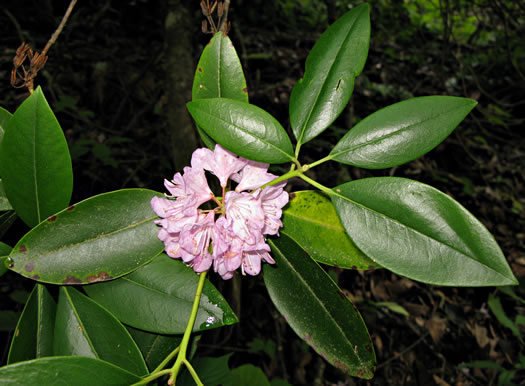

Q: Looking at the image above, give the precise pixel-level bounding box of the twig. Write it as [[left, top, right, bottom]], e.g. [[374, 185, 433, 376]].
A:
[[219, 0, 230, 32], [10, 0, 78, 92], [41, 0, 78, 57]]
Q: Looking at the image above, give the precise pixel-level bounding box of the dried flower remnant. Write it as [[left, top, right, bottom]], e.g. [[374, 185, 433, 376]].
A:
[[151, 144, 288, 279]]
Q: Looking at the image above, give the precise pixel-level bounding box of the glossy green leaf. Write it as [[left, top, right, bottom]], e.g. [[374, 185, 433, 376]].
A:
[[193, 32, 248, 102], [7, 284, 56, 364], [84, 254, 238, 334], [0, 87, 73, 227], [179, 354, 232, 386], [264, 234, 375, 379], [331, 177, 517, 286], [0, 179, 13, 211], [0, 356, 141, 385], [196, 126, 216, 150], [281, 190, 377, 269], [127, 326, 182, 371], [0, 257, 6, 277], [330, 96, 477, 169], [0, 107, 13, 134], [0, 211, 17, 239], [0, 242, 11, 277], [290, 4, 370, 145], [187, 98, 294, 164], [192, 32, 248, 149], [0, 106, 12, 147], [54, 287, 148, 376], [8, 189, 164, 284]]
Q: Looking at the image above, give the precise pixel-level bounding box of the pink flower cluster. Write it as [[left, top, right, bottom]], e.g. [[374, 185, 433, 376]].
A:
[[151, 145, 288, 279]]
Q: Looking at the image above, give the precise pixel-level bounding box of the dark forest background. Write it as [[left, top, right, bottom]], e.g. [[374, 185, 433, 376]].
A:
[[0, 0, 524, 384]]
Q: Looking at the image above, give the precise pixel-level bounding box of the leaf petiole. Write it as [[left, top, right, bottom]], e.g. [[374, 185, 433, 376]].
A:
[[305, 154, 333, 169], [298, 174, 334, 197]]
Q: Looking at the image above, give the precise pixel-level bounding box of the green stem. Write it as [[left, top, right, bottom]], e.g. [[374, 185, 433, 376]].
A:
[[153, 346, 180, 374], [263, 169, 303, 188], [183, 359, 203, 386], [131, 369, 172, 386], [295, 142, 302, 159], [298, 174, 335, 196], [168, 271, 208, 385], [305, 154, 333, 170]]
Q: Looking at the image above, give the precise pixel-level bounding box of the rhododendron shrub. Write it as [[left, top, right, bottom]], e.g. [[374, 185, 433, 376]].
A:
[[0, 4, 517, 385]]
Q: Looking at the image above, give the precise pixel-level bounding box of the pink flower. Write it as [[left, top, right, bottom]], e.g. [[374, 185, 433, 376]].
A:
[[257, 184, 289, 236], [242, 249, 275, 276], [224, 191, 265, 245], [233, 160, 276, 192], [152, 145, 289, 279], [192, 145, 247, 187], [179, 212, 216, 269], [180, 167, 213, 207]]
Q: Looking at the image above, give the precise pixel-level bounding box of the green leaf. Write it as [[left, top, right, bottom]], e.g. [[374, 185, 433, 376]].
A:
[[0, 211, 17, 239], [499, 286, 525, 304], [54, 287, 148, 376], [0, 106, 11, 127], [196, 126, 216, 150], [0, 106, 12, 145], [459, 360, 505, 371], [331, 177, 517, 286], [264, 234, 375, 379], [8, 189, 164, 284], [0, 87, 73, 227], [498, 370, 517, 386], [231, 364, 270, 386], [192, 32, 248, 149], [127, 326, 182, 371], [0, 179, 13, 211], [192, 32, 248, 102], [84, 254, 238, 334], [187, 98, 294, 164], [488, 293, 523, 343], [290, 4, 370, 145], [330, 96, 477, 169], [179, 354, 232, 386], [0, 356, 141, 385], [372, 301, 409, 317], [247, 338, 275, 360], [0, 241, 12, 277], [7, 284, 56, 364], [281, 190, 378, 269]]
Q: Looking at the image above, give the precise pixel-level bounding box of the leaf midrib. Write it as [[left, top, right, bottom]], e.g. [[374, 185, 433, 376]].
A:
[[296, 9, 364, 145], [268, 238, 367, 366], [330, 102, 469, 159], [62, 288, 98, 358], [283, 210, 344, 232], [122, 276, 219, 317], [216, 34, 222, 98], [196, 103, 293, 161], [31, 98, 41, 223], [331, 189, 513, 282], [15, 215, 158, 262]]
